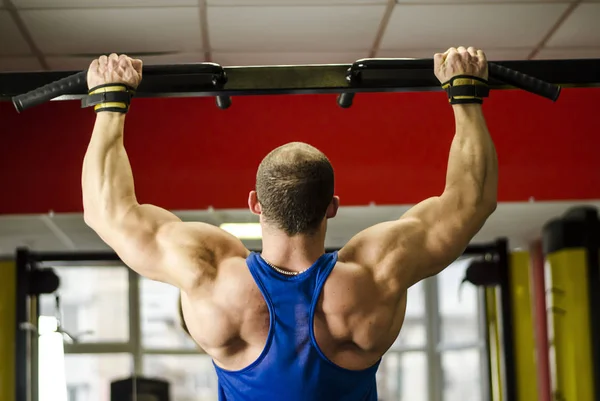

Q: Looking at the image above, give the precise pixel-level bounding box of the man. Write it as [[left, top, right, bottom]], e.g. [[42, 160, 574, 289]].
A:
[[83, 46, 497, 400]]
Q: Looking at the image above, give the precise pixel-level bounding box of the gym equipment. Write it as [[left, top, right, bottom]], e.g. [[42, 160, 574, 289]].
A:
[[111, 377, 170, 401], [337, 58, 560, 108], [0, 261, 16, 401], [461, 238, 522, 401], [11, 63, 231, 112], [6, 58, 600, 113], [463, 246, 539, 401], [543, 206, 600, 401]]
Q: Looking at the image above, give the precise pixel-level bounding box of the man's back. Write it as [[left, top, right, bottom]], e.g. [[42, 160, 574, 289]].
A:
[[191, 252, 389, 400], [181, 251, 409, 400]]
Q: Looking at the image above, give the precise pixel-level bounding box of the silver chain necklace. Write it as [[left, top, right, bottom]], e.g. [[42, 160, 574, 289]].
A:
[[260, 255, 308, 276]]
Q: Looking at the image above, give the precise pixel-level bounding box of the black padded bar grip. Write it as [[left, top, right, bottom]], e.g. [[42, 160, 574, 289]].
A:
[[488, 63, 560, 102], [350, 58, 561, 101], [13, 71, 87, 113], [12, 63, 227, 113]]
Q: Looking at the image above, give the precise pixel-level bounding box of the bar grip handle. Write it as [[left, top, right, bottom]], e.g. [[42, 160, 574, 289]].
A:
[[12, 71, 87, 113], [488, 62, 561, 102]]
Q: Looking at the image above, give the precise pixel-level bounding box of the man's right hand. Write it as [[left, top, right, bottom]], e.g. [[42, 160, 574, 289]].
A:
[[433, 46, 488, 84], [87, 53, 143, 91]]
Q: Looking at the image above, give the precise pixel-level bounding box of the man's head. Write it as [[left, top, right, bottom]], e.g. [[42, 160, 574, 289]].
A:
[[249, 142, 339, 236]]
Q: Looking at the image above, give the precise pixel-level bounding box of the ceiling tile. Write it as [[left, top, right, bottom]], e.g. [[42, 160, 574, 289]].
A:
[[212, 52, 367, 66], [546, 4, 600, 48], [0, 11, 32, 56], [535, 47, 600, 60], [134, 52, 207, 65], [47, 53, 206, 71], [12, 0, 197, 8], [381, 3, 570, 50], [45, 56, 95, 71], [0, 57, 42, 71], [208, 0, 386, 4], [20, 8, 202, 55], [0, 234, 67, 253], [0, 215, 49, 236], [376, 48, 532, 61], [209, 5, 386, 51]]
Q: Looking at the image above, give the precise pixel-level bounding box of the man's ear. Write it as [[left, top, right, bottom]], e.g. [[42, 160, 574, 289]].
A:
[[248, 191, 262, 215], [326, 196, 339, 219]]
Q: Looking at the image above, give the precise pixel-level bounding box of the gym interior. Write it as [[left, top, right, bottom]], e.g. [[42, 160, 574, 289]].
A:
[[1, 1, 600, 401]]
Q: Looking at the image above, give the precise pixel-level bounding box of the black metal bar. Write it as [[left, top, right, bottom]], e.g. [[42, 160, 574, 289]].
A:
[[32, 251, 122, 263], [33, 248, 340, 263], [481, 289, 493, 401], [496, 237, 517, 401], [462, 243, 498, 256], [348, 59, 561, 101], [2, 59, 599, 104], [30, 295, 39, 401], [11, 63, 229, 113], [581, 209, 600, 401], [15, 248, 29, 401], [31, 242, 496, 264]]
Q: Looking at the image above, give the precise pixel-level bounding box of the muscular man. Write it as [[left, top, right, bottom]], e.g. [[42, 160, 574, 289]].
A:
[[83, 46, 497, 400]]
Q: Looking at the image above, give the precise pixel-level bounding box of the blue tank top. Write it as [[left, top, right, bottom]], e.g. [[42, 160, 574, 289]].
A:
[[213, 252, 381, 401]]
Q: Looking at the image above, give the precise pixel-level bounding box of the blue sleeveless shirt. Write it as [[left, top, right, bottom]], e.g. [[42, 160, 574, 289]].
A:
[[213, 252, 381, 401]]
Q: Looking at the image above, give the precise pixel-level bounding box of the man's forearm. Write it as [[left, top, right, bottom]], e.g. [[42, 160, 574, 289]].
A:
[[444, 104, 498, 208], [82, 113, 137, 225]]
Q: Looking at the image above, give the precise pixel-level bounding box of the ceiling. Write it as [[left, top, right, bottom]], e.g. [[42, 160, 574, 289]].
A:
[[0, 0, 599, 73], [1, 200, 598, 257]]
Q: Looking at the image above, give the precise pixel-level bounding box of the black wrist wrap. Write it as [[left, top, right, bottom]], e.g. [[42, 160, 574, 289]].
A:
[[441, 75, 489, 105], [82, 83, 135, 113]]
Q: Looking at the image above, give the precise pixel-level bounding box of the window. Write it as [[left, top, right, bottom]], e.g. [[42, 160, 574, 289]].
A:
[[437, 260, 486, 401], [140, 278, 198, 350], [67, 384, 89, 401], [392, 281, 427, 349], [64, 354, 132, 401], [442, 349, 482, 401], [39, 267, 129, 343], [438, 259, 480, 346], [378, 352, 428, 401], [143, 355, 218, 401]]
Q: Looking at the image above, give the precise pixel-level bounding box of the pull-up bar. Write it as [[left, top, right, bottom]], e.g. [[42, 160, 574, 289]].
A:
[[2, 58, 600, 112]]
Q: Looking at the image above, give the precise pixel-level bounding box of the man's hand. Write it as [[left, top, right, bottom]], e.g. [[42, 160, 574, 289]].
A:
[[87, 53, 143, 90], [433, 46, 488, 83]]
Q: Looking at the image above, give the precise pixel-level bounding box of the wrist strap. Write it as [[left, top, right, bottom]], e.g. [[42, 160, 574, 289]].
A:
[[82, 83, 135, 113], [441, 75, 489, 105]]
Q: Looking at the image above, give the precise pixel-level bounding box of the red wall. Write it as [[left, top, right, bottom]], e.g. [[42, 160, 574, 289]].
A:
[[1, 88, 599, 215]]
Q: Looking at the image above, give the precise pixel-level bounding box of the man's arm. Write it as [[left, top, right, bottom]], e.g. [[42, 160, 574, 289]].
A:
[[82, 54, 247, 290], [339, 47, 498, 290]]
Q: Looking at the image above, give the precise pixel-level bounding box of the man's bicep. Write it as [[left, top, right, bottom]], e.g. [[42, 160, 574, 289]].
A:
[[338, 219, 421, 287], [90, 204, 247, 289], [90, 204, 184, 283], [400, 195, 487, 283], [340, 195, 484, 289]]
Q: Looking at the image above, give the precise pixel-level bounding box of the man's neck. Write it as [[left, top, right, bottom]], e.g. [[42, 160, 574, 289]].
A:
[[260, 227, 326, 273]]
